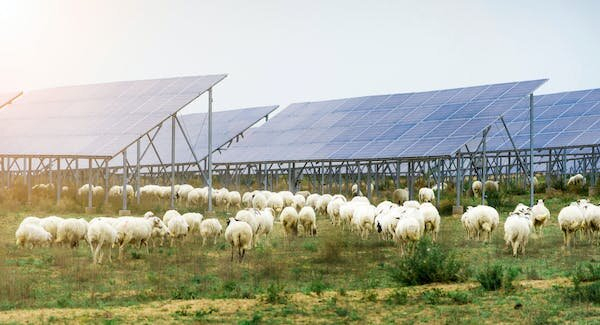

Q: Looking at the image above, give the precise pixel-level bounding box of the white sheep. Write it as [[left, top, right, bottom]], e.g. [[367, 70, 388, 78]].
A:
[[484, 180, 499, 193], [462, 205, 499, 242], [418, 187, 435, 203], [200, 218, 223, 246], [267, 193, 285, 213], [162, 209, 181, 225], [55, 218, 88, 248], [87, 218, 117, 264], [351, 183, 363, 196], [577, 200, 600, 244], [182, 212, 203, 235], [392, 188, 409, 205], [316, 194, 333, 215], [278, 191, 295, 207], [254, 208, 275, 244], [187, 188, 204, 206], [352, 204, 376, 239], [472, 181, 482, 198], [431, 182, 448, 192], [226, 191, 242, 211], [504, 213, 533, 257], [280, 206, 299, 238], [296, 190, 310, 198], [558, 204, 585, 247], [419, 203, 441, 242], [327, 198, 346, 226], [168, 214, 189, 247], [394, 211, 421, 256], [115, 216, 169, 260], [567, 174, 586, 187], [177, 184, 195, 201], [242, 191, 253, 208], [306, 194, 321, 210], [252, 192, 268, 210], [293, 194, 306, 210], [20, 216, 41, 227], [298, 206, 317, 236], [530, 200, 550, 236], [15, 223, 52, 248], [225, 218, 253, 262], [234, 209, 260, 246], [39, 216, 64, 244]]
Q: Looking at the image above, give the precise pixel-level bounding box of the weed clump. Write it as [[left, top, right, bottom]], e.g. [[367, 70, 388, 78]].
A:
[[476, 263, 520, 291]]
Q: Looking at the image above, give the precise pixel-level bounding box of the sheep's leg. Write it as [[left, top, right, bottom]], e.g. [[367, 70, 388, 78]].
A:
[[213, 236, 217, 245], [512, 242, 519, 257], [202, 237, 206, 247], [107, 246, 112, 263]]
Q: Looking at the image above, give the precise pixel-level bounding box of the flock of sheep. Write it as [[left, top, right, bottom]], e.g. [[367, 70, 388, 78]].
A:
[[14, 176, 600, 264]]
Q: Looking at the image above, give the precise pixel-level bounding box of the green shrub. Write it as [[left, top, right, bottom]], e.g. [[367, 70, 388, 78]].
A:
[[421, 288, 443, 305], [565, 281, 600, 304], [386, 289, 408, 305], [476, 263, 520, 291], [572, 263, 600, 285], [388, 239, 467, 285], [447, 290, 473, 305], [263, 283, 288, 304]]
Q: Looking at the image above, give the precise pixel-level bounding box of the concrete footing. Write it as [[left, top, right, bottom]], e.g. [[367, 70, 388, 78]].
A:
[[119, 209, 132, 216], [452, 205, 464, 216]]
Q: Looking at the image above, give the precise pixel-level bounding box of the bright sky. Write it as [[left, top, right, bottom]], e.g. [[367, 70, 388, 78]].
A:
[[0, 0, 598, 113]]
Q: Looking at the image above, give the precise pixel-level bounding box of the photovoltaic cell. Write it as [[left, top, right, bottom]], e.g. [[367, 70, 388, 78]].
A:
[[213, 80, 546, 164]]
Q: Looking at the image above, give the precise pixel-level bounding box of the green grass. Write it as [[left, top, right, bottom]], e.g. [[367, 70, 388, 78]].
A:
[[0, 184, 599, 323]]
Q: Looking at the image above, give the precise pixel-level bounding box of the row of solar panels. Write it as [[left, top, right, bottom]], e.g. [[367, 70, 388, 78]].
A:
[[0, 76, 598, 166]]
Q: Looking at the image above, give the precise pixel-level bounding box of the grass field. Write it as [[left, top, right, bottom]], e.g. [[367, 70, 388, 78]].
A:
[[0, 187, 599, 324]]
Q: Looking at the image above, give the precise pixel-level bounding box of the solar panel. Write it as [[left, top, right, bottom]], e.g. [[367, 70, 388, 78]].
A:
[[0, 75, 226, 157], [475, 88, 600, 152], [213, 79, 547, 163], [124, 105, 278, 166]]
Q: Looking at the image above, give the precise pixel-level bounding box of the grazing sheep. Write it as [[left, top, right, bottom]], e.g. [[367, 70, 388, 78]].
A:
[[293, 194, 306, 210], [168, 215, 189, 247], [252, 192, 268, 210], [351, 183, 363, 196], [187, 188, 204, 206], [15, 223, 53, 248], [177, 184, 195, 202], [484, 180, 499, 193], [462, 205, 499, 242], [162, 209, 181, 225], [254, 208, 275, 245], [394, 212, 422, 256], [306, 194, 321, 210], [567, 174, 586, 187], [226, 191, 242, 211], [317, 194, 333, 215], [39, 216, 64, 243], [352, 204, 377, 239], [298, 206, 317, 237], [419, 203, 441, 242], [504, 213, 533, 257], [577, 200, 600, 244], [267, 193, 285, 213], [115, 216, 168, 260], [327, 198, 346, 226], [280, 206, 299, 238], [55, 218, 88, 248], [296, 191, 311, 198], [403, 200, 421, 209], [277, 191, 294, 207], [87, 218, 117, 264], [200, 218, 223, 246], [182, 212, 203, 235], [530, 200, 550, 236], [418, 187, 435, 203], [234, 209, 260, 246], [242, 191, 254, 208], [431, 182, 448, 192], [558, 204, 585, 247], [20, 216, 41, 227], [225, 218, 253, 262], [472, 181, 483, 198], [392, 189, 409, 205]]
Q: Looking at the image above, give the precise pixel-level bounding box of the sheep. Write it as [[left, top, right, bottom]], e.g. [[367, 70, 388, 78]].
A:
[[55, 218, 88, 248], [182, 212, 203, 235], [293, 194, 306, 210], [418, 187, 435, 203], [254, 208, 275, 245], [267, 193, 285, 213], [252, 192, 268, 210], [39, 216, 64, 243], [298, 206, 317, 236], [577, 200, 600, 244], [296, 191, 311, 199], [403, 200, 420, 209], [87, 218, 117, 264], [375, 211, 397, 241], [472, 181, 483, 198], [278, 191, 295, 207], [234, 209, 260, 246], [15, 223, 53, 248], [214, 188, 229, 207], [226, 191, 242, 211], [162, 209, 181, 225], [108, 185, 134, 199], [484, 180, 499, 193], [351, 196, 370, 204], [394, 212, 422, 256], [306, 194, 321, 210], [316, 194, 333, 215], [115, 216, 169, 260], [567, 174, 586, 187], [530, 200, 550, 236], [504, 213, 533, 257], [225, 218, 253, 262], [351, 183, 363, 196], [93, 186, 104, 198], [242, 191, 254, 208], [200, 218, 223, 246], [462, 205, 499, 242], [558, 204, 585, 247], [167, 214, 189, 247], [177, 184, 195, 202], [419, 203, 441, 242], [280, 206, 299, 238], [392, 189, 409, 205], [431, 182, 448, 192], [327, 198, 346, 226], [186, 188, 204, 206], [19, 216, 41, 227], [352, 204, 377, 239]]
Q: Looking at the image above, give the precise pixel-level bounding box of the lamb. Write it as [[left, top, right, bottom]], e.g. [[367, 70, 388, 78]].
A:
[[182, 212, 203, 235], [15, 223, 53, 248], [200, 218, 223, 246], [418, 187, 435, 203], [115, 216, 169, 260], [55, 218, 88, 248], [392, 188, 409, 205], [226, 191, 242, 211], [394, 211, 422, 256], [352, 204, 376, 239], [87, 218, 117, 264], [167, 214, 189, 247], [504, 213, 533, 257], [267, 193, 285, 213], [472, 181, 483, 198], [375, 211, 397, 241], [530, 200, 550, 236], [558, 204, 585, 247], [280, 206, 299, 238], [419, 203, 441, 242], [225, 218, 253, 262], [298, 206, 317, 237], [252, 192, 268, 210], [567, 174, 586, 187], [162, 209, 181, 225]]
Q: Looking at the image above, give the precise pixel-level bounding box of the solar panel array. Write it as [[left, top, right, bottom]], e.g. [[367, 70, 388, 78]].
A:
[[0, 75, 226, 157], [469, 88, 600, 152], [127, 106, 278, 166], [214, 80, 547, 164]]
